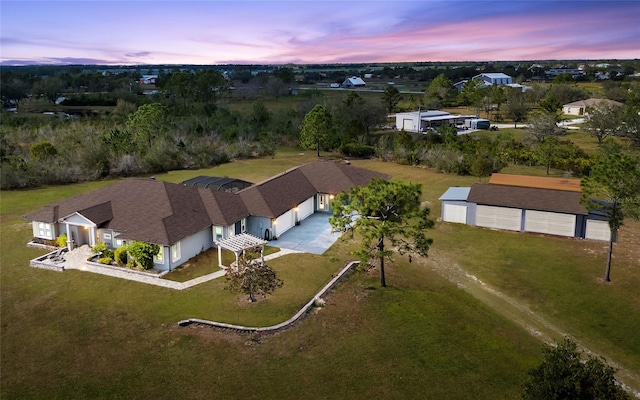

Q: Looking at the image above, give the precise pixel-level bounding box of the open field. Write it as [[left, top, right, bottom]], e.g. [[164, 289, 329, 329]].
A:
[[2, 151, 639, 398]]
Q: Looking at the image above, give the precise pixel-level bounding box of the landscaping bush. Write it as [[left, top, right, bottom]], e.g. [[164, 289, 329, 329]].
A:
[[56, 234, 67, 248], [127, 241, 160, 270], [92, 242, 114, 259], [113, 245, 128, 266], [339, 143, 376, 158], [98, 257, 113, 265]]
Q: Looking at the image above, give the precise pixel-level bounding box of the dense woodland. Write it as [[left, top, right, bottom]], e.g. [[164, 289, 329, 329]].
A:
[[1, 61, 639, 189]]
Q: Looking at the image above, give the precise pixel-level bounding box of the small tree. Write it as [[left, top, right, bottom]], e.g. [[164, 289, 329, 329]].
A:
[[580, 144, 640, 282], [225, 248, 283, 302], [525, 112, 565, 144], [300, 104, 332, 157], [504, 90, 529, 128], [382, 85, 401, 115], [584, 102, 625, 144], [522, 338, 629, 400], [330, 179, 434, 287]]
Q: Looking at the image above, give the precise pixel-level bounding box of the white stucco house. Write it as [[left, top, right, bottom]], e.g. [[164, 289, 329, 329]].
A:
[[25, 161, 390, 271]]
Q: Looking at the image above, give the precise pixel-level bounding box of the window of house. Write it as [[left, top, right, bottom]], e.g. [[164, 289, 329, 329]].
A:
[[171, 243, 181, 262], [241, 218, 246, 233], [215, 227, 223, 240], [38, 222, 52, 239], [115, 238, 123, 247], [154, 247, 164, 264]]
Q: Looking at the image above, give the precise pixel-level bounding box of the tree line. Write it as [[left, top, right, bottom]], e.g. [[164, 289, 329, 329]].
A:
[[2, 65, 639, 189]]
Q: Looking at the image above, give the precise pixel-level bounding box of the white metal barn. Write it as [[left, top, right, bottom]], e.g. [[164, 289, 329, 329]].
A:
[[394, 110, 473, 133], [438, 174, 611, 242]]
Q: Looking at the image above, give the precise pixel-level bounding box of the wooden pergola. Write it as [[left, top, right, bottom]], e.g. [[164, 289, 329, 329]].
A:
[[214, 233, 268, 268]]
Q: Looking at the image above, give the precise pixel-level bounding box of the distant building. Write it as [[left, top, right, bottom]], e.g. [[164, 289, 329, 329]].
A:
[[562, 98, 623, 116], [546, 68, 582, 78], [342, 76, 366, 88], [472, 73, 513, 86], [139, 75, 158, 85], [395, 110, 477, 133]]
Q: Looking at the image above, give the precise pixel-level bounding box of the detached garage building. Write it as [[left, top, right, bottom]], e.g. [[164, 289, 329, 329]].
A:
[[438, 174, 611, 242]]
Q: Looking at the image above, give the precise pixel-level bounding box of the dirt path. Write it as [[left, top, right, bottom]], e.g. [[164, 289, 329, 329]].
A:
[[424, 250, 640, 398]]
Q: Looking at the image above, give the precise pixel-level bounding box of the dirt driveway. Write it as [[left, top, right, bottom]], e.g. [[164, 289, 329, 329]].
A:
[[423, 249, 640, 398]]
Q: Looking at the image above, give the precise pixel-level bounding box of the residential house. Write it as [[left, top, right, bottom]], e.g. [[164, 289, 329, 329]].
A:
[[342, 76, 366, 88], [438, 174, 611, 241], [25, 161, 389, 270], [562, 98, 623, 116]]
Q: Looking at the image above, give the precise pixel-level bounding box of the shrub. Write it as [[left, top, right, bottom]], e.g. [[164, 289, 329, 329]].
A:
[[113, 245, 128, 266], [56, 234, 67, 248], [339, 143, 376, 158], [127, 241, 160, 270], [98, 257, 113, 265], [91, 242, 114, 259]]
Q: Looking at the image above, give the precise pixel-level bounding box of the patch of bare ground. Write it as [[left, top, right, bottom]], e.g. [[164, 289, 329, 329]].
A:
[[423, 249, 640, 398]]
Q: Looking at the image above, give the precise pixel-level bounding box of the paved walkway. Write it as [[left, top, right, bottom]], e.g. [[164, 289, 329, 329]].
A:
[[41, 246, 303, 290]]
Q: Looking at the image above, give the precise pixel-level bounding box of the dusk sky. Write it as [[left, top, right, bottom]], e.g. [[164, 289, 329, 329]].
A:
[[1, 0, 639, 66]]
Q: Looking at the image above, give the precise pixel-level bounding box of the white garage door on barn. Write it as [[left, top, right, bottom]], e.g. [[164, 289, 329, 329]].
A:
[[585, 219, 611, 241], [298, 197, 314, 221], [476, 205, 522, 231], [524, 210, 576, 237], [442, 204, 467, 224], [275, 210, 295, 237]]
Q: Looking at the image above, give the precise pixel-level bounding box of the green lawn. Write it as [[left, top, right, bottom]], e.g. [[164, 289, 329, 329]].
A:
[[2, 153, 639, 398]]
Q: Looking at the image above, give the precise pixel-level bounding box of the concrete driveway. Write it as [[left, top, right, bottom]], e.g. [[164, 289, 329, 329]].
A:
[[269, 213, 343, 254]]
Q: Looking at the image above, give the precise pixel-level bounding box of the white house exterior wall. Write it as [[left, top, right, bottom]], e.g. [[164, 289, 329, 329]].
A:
[[524, 210, 576, 237], [475, 205, 522, 231], [161, 228, 212, 271], [32, 221, 57, 240], [562, 106, 584, 116]]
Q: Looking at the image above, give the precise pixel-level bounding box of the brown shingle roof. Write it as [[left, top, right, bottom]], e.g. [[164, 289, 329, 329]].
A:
[[467, 183, 587, 215], [239, 160, 390, 218], [489, 173, 582, 192], [298, 160, 391, 193], [239, 168, 317, 218], [25, 179, 221, 246], [563, 98, 623, 108], [199, 189, 249, 226]]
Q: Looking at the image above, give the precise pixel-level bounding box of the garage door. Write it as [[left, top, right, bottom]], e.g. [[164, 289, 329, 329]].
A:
[[585, 219, 611, 241], [476, 205, 521, 231], [402, 118, 415, 131], [524, 210, 576, 237], [275, 210, 295, 237], [298, 197, 314, 221], [443, 204, 467, 224]]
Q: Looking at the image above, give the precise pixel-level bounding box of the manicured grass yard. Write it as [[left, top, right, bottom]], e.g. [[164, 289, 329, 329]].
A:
[[2, 151, 639, 398]]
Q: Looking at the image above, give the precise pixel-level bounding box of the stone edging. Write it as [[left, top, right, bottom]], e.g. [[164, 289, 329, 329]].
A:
[[177, 260, 359, 333], [84, 259, 170, 278]]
